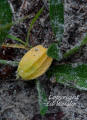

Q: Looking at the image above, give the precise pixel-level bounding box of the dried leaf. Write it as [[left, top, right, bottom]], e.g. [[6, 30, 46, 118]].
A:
[[2, 43, 29, 50]]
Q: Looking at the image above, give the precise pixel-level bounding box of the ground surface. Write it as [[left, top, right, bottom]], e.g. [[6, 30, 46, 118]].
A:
[[0, 0, 87, 120]]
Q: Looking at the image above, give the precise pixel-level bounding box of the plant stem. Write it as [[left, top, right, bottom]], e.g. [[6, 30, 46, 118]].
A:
[[26, 6, 44, 47], [0, 60, 19, 67], [63, 44, 81, 59], [63, 34, 87, 59]]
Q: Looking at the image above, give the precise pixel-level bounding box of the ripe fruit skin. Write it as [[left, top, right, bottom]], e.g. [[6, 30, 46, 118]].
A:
[[17, 45, 53, 80]]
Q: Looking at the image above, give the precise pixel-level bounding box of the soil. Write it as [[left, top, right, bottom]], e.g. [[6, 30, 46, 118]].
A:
[[0, 0, 87, 120]]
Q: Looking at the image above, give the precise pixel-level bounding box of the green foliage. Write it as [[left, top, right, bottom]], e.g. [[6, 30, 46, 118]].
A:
[[49, 0, 64, 42], [0, 0, 12, 44], [47, 64, 87, 90], [26, 7, 44, 46], [47, 43, 60, 60], [7, 7, 44, 47], [36, 80, 48, 115], [0, 1, 43, 46], [48, 0, 64, 59], [48, 1, 87, 91]]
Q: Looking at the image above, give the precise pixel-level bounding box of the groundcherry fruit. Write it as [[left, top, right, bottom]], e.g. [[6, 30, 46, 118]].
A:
[[17, 45, 53, 80]]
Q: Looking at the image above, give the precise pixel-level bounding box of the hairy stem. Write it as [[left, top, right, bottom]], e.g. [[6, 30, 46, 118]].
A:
[[0, 60, 19, 67], [63, 34, 87, 59]]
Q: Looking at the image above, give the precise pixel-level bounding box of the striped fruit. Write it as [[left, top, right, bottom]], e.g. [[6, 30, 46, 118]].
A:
[[17, 45, 53, 80]]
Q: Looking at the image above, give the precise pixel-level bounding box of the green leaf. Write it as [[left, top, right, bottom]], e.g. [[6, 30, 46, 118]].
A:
[[47, 43, 61, 60], [0, 0, 12, 44], [26, 6, 44, 46], [36, 80, 48, 115], [49, 0, 64, 42], [7, 34, 26, 45], [47, 64, 87, 91], [48, 0, 64, 60]]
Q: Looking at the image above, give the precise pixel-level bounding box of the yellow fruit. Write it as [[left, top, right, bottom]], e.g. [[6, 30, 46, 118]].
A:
[[17, 45, 53, 80]]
